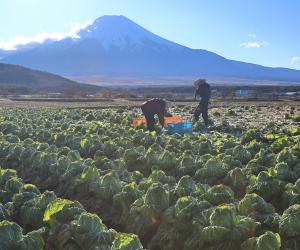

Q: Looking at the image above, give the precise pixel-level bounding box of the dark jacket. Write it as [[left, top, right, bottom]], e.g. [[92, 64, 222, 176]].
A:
[[141, 98, 166, 126], [195, 83, 211, 102]]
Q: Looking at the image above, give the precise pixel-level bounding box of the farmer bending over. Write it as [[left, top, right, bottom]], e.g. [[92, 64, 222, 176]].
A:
[[141, 98, 170, 131], [194, 79, 211, 126]]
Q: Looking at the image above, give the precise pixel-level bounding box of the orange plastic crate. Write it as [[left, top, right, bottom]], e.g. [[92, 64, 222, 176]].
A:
[[132, 118, 147, 128], [164, 117, 183, 125], [132, 117, 183, 128]]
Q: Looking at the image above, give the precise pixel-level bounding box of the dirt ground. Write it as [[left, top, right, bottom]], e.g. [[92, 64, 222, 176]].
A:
[[1, 98, 299, 130]]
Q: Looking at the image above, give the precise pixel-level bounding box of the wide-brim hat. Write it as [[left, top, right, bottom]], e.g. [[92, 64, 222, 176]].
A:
[[194, 79, 207, 87]]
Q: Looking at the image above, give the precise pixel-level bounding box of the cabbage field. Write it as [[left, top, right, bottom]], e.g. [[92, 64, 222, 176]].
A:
[[0, 103, 300, 250]]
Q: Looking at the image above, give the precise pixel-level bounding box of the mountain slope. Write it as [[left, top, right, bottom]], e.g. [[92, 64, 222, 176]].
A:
[[0, 63, 101, 94], [2, 15, 300, 82]]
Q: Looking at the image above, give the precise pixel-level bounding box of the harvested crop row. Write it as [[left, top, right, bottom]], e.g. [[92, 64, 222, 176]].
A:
[[0, 168, 143, 250], [0, 105, 300, 249]]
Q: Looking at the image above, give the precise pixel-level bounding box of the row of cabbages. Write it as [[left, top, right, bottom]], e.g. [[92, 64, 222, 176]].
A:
[[0, 135, 300, 249], [1, 107, 300, 249], [0, 168, 143, 250]]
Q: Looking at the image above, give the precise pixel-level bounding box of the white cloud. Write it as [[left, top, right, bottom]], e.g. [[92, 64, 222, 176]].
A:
[[248, 34, 257, 39], [0, 21, 91, 50], [240, 34, 269, 49], [240, 42, 260, 48], [291, 57, 300, 65], [240, 41, 264, 48], [240, 40, 269, 49]]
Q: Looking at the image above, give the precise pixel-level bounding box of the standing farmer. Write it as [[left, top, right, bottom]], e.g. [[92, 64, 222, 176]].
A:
[[141, 98, 168, 131], [193, 79, 211, 126]]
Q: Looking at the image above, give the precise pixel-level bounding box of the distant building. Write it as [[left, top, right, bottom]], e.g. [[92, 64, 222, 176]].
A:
[[284, 91, 300, 96], [235, 89, 255, 97]]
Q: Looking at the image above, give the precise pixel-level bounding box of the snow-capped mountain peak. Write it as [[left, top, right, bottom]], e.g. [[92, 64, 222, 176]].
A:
[[3, 15, 300, 81], [77, 15, 180, 51]]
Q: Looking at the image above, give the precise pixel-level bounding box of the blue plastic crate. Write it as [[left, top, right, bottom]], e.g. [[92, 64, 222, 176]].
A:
[[167, 122, 182, 134], [182, 121, 192, 134], [167, 121, 192, 135]]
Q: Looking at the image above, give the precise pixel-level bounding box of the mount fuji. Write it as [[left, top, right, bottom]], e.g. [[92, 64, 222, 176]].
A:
[[2, 15, 300, 82]]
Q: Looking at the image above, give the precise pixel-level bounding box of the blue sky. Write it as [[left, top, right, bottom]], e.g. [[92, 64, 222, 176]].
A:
[[1, 0, 300, 69]]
